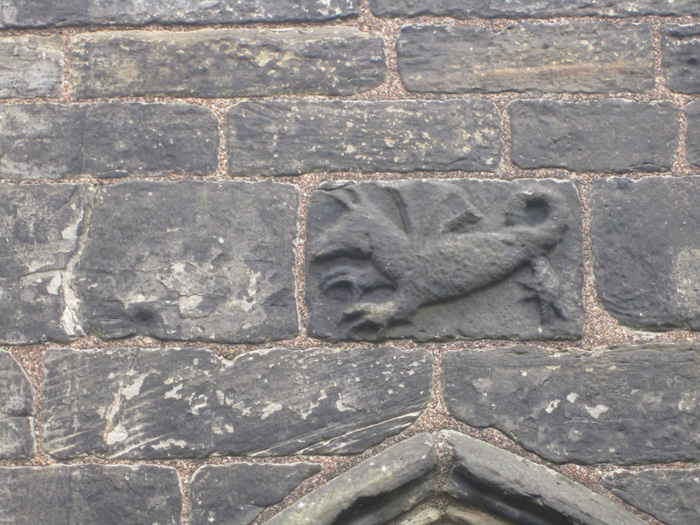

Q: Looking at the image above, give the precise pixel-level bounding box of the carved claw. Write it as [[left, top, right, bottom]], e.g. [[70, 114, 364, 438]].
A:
[[342, 301, 406, 339]]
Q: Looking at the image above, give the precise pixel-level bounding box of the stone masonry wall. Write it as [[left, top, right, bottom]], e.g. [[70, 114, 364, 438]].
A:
[[1, 1, 700, 524]]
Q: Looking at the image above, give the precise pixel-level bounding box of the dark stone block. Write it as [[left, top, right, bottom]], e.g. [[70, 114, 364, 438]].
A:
[[0, 350, 35, 459], [0, 35, 62, 97], [687, 102, 700, 167], [662, 24, 700, 94]]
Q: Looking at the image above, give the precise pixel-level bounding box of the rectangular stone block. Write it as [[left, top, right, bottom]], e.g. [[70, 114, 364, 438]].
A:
[[398, 23, 653, 94], [306, 179, 583, 342], [592, 176, 700, 331], [0, 351, 35, 459], [662, 24, 700, 94], [70, 28, 386, 98], [372, 0, 700, 18], [74, 181, 299, 343], [444, 344, 700, 465], [0, 35, 62, 98], [227, 100, 501, 176], [510, 99, 678, 172], [42, 347, 432, 458], [0, 0, 360, 27], [687, 102, 700, 167], [0, 465, 181, 524], [0, 103, 219, 179]]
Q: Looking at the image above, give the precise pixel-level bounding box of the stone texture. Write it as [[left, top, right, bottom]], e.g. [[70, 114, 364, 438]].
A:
[[0, 35, 62, 98], [662, 24, 700, 94], [0, 0, 359, 27], [602, 468, 700, 525], [592, 177, 700, 330], [687, 102, 700, 167], [0, 103, 219, 179], [0, 351, 35, 459], [444, 431, 645, 525], [266, 433, 437, 524], [444, 344, 700, 465], [0, 465, 181, 524], [74, 181, 298, 343], [70, 28, 386, 98], [306, 179, 583, 342], [510, 99, 678, 172], [42, 346, 432, 458], [227, 100, 501, 176], [398, 23, 653, 94], [0, 184, 91, 343], [190, 463, 320, 525], [371, 0, 700, 18]]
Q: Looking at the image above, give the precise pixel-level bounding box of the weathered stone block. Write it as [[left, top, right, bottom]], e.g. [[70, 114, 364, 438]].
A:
[[0, 351, 35, 459], [371, 0, 700, 18], [602, 468, 700, 525], [0, 0, 359, 27], [0, 465, 181, 524], [0, 184, 91, 343], [306, 179, 583, 342], [74, 181, 298, 343], [510, 99, 678, 172], [0, 35, 62, 98], [398, 23, 653, 94], [444, 344, 700, 464], [42, 347, 432, 458], [70, 28, 386, 98], [687, 102, 700, 167], [190, 463, 320, 525], [592, 177, 700, 330], [0, 103, 219, 179], [662, 24, 700, 94], [227, 100, 501, 176]]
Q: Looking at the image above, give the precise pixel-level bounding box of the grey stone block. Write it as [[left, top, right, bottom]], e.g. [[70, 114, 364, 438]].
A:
[[0, 465, 181, 524], [0, 35, 62, 98], [0, 103, 219, 179], [306, 179, 583, 342], [444, 431, 646, 525], [266, 433, 437, 524], [74, 181, 299, 343], [42, 346, 432, 458], [662, 24, 700, 94], [510, 99, 678, 172], [0, 350, 35, 459], [398, 23, 654, 94], [0, 0, 360, 27], [444, 344, 700, 464], [602, 468, 700, 525], [592, 177, 700, 330], [190, 463, 320, 525], [227, 100, 501, 176], [70, 28, 386, 98], [0, 184, 91, 344], [371, 0, 700, 18], [687, 102, 700, 167]]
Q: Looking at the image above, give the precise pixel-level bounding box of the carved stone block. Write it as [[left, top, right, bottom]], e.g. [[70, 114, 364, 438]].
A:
[[306, 179, 583, 341]]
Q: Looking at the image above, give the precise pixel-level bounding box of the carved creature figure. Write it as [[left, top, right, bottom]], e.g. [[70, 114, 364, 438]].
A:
[[310, 182, 571, 339]]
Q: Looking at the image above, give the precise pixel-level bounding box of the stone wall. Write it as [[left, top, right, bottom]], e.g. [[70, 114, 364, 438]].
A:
[[1, 1, 699, 524]]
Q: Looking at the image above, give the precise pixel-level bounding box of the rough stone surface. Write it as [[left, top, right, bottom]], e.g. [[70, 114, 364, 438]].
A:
[[444, 344, 700, 465], [42, 347, 432, 458], [0, 184, 90, 344], [0, 35, 62, 98], [592, 177, 700, 330], [70, 28, 386, 98], [266, 433, 437, 524], [0, 103, 219, 179], [371, 0, 700, 18], [0, 465, 181, 524], [687, 102, 700, 167], [602, 468, 700, 525], [74, 181, 299, 343], [190, 463, 320, 525], [0, 0, 359, 27], [306, 179, 583, 342], [444, 431, 646, 525], [510, 99, 678, 172], [227, 100, 502, 176], [0, 351, 35, 459], [398, 23, 654, 94], [662, 24, 700, 94]]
